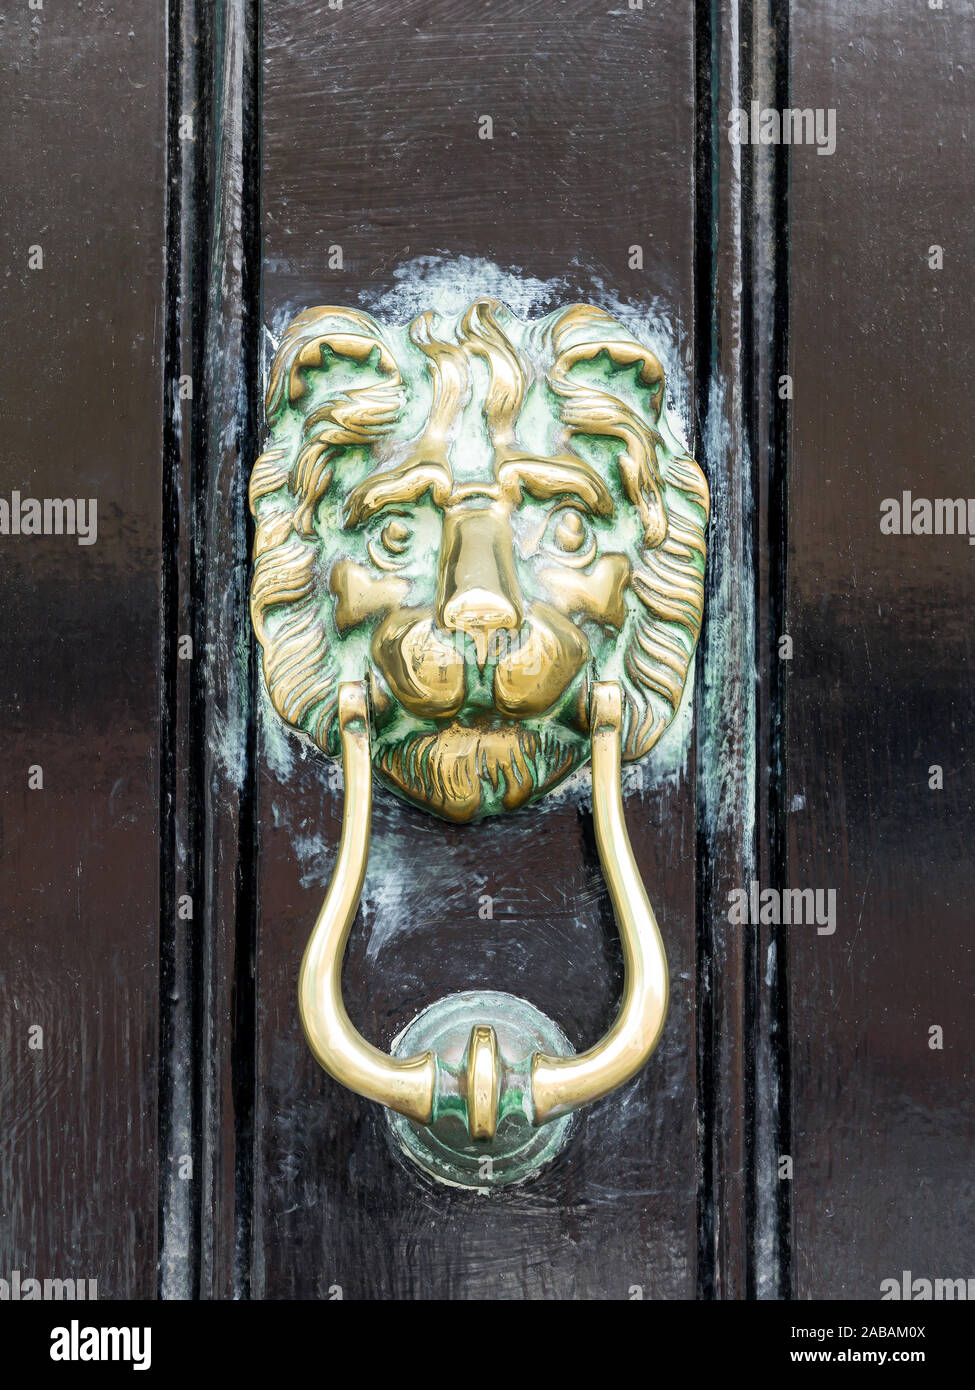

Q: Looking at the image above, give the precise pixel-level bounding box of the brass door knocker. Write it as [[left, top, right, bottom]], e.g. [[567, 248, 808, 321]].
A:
[[249, 297, 708, 1186]]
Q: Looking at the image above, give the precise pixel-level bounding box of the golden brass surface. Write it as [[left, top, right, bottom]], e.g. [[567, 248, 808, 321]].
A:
[[465, 1025, 501, 1140]]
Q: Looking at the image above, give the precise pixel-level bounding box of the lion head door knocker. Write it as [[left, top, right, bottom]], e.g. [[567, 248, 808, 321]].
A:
[[249, 297, 708, 1187]]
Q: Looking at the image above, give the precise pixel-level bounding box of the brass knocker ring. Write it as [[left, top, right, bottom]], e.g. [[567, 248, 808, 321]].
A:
[[298, 679, 669, 1185]]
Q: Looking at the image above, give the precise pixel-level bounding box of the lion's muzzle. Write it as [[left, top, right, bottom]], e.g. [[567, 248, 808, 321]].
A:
[[372, 600, 588, 719]]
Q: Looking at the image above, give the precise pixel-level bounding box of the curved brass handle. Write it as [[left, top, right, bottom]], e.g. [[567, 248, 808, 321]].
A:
[[298, 679, 669, 1138], [531, 681, 669, 1123], [298, 684, 437, 1126]]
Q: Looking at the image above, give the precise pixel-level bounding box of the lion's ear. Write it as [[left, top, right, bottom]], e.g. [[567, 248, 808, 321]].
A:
[[265, 305, 400, 420], [260, 306, 406, 536], [547, 327, 670, 551], [550, 336, 666, 425]]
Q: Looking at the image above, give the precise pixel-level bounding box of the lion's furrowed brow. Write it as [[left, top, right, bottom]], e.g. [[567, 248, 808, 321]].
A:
[[496, 456, 615, 516], [344, 461, 453, 527]]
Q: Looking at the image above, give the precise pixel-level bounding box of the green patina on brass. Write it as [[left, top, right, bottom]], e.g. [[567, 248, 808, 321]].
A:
[[388, 991, 575, 1189], [250, 298, 708, 822]]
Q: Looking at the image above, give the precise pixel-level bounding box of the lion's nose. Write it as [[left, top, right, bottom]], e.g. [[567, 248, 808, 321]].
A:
[[442, 587, 521, 635], [437, 502, 524, 668]]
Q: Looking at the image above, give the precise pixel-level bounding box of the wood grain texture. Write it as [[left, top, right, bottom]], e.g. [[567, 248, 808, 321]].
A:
[[787, 0, 975, 1299], [0, 1, 167, 1299], [254, 0, 700, 1299]]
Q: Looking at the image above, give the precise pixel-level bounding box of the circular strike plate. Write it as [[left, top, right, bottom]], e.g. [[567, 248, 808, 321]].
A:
[[387, 990, 575, 1189]]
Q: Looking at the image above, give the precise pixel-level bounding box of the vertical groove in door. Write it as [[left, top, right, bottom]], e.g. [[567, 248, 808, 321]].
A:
[[159, 0, 263, 1300], [159, 0, 206, 1302], [694, 0, 759, 1302], [692, 0, 790, 1301], [694, 0, 793, 1300], [692, 0, 718, 1303], [197, 0, 263, 1300], [225, 0, 263, 1303], [739, 0, 760, 1301], [741, 0, 793, 1300], [763, 0, 793, 1302]]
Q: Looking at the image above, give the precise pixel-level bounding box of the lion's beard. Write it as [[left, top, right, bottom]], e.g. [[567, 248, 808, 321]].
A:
[[376, 721, 579, 822]]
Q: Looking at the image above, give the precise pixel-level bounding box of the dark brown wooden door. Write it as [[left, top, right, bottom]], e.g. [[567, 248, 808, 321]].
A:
[[1, 0, 972, 1303]]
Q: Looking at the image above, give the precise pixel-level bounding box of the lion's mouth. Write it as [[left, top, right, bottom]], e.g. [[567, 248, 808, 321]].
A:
[[375, 720, 581, 822]]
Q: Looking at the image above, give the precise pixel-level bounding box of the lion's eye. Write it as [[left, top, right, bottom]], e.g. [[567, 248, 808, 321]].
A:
[[539, 506, 597, 568], [380, 518, 410, 555], [367, 513, 413, 571], [553, 508, 586, 553]]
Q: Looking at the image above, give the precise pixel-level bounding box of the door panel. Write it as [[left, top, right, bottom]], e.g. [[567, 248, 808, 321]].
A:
[[0, 3, 167, 1299], [253, 0, 700, 1302], [786, 0, 975, 1299]]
